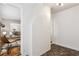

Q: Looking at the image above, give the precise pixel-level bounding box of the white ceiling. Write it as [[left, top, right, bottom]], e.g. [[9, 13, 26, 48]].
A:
[[13, 3, 79, 13], [44, 3, 79, 13], [0, 3, 20, 20], [0, 3, 79, 20]]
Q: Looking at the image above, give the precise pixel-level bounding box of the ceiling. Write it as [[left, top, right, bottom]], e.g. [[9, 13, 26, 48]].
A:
[[0, 3, 20, 21], [11, 3, 79, 13], [0, 3, 79, 20], [44, 3, 79, 13]]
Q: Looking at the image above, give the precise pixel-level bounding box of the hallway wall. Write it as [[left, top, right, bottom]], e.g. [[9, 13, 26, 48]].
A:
[[52, 5, 79, 51], [14, 3, 51, 56], [32, 5, 51, 56]]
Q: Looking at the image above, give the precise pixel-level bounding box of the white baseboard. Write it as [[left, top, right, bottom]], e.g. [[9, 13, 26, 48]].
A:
[[52, 42, 79, 51]]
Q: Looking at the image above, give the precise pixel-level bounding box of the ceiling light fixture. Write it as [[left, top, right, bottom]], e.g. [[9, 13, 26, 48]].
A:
[[56, 3, 64, 7]]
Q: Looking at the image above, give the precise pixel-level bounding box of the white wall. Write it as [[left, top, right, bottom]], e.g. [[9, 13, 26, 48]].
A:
[[21, 4, 33, 56], [52, 5, 79, 51], [16, 4, 51, 56], [51, 14, 54, 43], [32, 6, 51, 56]]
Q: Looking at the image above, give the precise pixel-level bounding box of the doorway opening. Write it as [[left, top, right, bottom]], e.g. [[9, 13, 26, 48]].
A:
[[0, 3, 21, 56]]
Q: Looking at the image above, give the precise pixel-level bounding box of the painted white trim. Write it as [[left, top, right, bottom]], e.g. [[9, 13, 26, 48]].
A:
[[20, 6, 24, 56]]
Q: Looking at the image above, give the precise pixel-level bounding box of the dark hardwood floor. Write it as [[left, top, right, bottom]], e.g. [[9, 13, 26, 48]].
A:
[[42, 44, 79, 56]]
